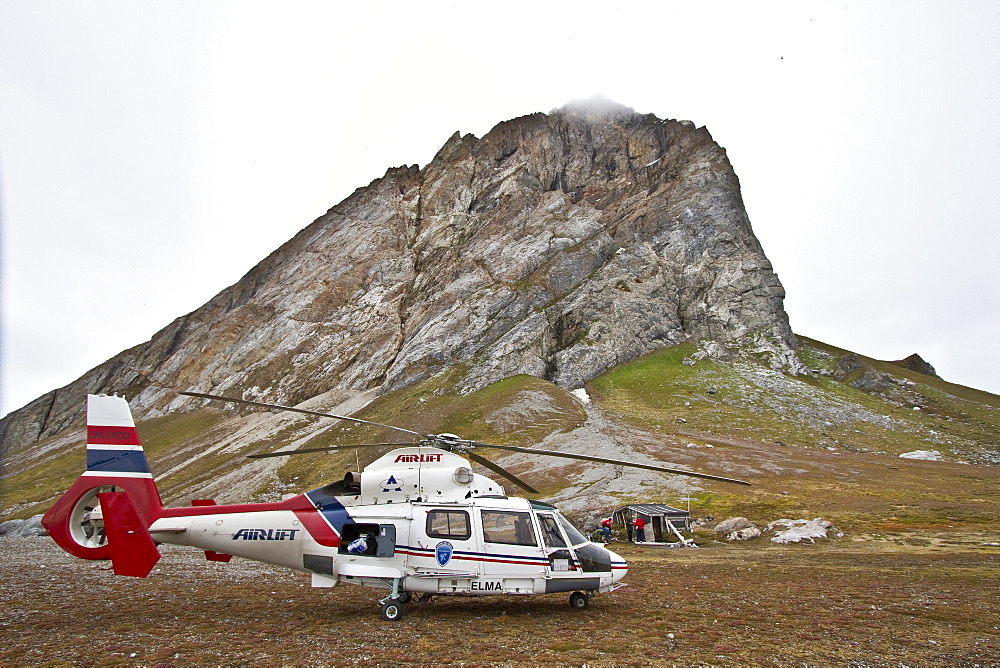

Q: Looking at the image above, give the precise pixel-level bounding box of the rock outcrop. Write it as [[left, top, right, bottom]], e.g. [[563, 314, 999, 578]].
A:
[[766, 518, 842, 544], [0, 97, 797, 451], [890, 353, 938, 378]]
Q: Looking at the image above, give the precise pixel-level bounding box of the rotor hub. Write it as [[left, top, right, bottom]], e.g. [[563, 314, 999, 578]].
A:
[[427, 433, 473, 452]]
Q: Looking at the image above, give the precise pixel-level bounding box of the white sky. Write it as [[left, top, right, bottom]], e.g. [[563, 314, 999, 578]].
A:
[[1, 1, 998, 417]]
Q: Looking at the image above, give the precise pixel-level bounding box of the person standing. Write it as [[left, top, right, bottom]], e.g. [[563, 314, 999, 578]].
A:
[[601, 518, 612, 543], [633, 516, 646, 543]]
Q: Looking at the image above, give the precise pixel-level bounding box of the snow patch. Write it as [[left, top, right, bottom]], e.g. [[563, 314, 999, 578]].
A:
[[899, 450, 944, 461]]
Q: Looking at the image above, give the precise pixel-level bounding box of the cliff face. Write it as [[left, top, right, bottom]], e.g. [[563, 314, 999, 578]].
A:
[[0, 98, 798, 451]]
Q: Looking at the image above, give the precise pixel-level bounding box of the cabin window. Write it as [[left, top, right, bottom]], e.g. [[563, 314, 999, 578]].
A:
[[537, 513, 567, 548], [481, 510, 537, 546], [426, 509, 471, 540]]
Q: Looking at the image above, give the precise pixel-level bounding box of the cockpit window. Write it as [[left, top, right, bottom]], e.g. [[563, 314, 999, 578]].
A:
[[537, 513, 567, 548], [481, 510, 537, 546], [557, 513, 589, 547]]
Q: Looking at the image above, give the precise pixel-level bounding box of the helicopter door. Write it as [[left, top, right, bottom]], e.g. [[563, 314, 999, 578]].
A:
[[416, 508, 479, 581], [338, 523, 397, 557], [537, 512, 571, 569], [536, 512, 605, 593], [477, 509, 546, 594]]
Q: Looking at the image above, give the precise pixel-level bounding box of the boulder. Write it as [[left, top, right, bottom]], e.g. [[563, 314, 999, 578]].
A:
[[0, 515, 47, 538], [727, 526, 761, 541], [767, 517, 840, 544], [832, 354, 864, 381], [714, 517, 753, 534]]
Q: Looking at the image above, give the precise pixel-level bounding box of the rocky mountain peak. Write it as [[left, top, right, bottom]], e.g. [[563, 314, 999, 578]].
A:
[[1, 100, 801, 449], [553, 94, 637, 121]]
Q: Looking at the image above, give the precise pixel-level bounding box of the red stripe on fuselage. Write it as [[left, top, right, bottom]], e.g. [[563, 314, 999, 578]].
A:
[[395, 547, 547, 567], [160, 493, 315, 518], [157, 494, 341, 547], [161, 503, 278, 517], [458, 554, 545, 567], [87, 426, 141, 445], [292, 508, 340, 548]]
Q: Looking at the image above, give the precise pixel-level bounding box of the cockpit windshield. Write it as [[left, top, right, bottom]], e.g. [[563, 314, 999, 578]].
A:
[[556, 513, 589, 547]]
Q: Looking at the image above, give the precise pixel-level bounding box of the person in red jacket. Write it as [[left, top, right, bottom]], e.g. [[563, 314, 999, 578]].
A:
[[600, 518, 612, 543], [633, 516, 646, 543]]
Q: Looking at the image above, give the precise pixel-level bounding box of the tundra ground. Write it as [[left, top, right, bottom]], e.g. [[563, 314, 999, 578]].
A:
[[2, 534, 997, 667]]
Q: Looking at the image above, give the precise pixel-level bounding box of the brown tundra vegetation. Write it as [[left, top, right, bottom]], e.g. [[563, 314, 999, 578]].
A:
[[2, 531, 997, 667]]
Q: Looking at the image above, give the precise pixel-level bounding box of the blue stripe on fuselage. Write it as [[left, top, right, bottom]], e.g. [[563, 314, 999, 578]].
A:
[[304, 486, 352, 533], [86, 448, 151, 474], [399, 544, 550, 565]]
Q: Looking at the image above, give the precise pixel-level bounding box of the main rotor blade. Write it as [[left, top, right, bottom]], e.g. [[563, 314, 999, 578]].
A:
[[465, 451, 539, 494], [180, 391, 425, 438], [469, 442, 752, 486], [247, 443, 421, 459]]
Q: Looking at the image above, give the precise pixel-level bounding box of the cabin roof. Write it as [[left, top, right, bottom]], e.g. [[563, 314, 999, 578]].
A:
[[614, 503, 689, 517]]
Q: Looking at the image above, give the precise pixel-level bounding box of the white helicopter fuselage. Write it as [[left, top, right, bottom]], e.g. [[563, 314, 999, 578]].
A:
[[145, 447, 627, 597], [45, 395, 672, 619]]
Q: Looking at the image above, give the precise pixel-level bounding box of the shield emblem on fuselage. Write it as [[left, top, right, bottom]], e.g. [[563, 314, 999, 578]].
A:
[[435, 541, 453, 567]]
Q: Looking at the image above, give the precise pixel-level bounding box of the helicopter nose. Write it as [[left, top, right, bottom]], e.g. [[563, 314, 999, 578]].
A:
[[604, 546, 628, 582]]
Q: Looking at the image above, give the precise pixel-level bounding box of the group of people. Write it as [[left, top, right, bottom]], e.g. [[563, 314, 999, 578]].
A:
[[593, 516, 646, 543]]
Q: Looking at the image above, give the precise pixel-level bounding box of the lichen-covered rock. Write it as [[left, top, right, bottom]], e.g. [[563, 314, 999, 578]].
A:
[[0, 515, 46, 538], [0, 97, 798, 449], [714, 517, 754, 534], [727, 526, 762, 541], [767, 518, 841, 544]]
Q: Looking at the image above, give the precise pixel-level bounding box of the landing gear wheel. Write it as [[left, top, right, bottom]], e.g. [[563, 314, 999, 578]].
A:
[[569, 591, 589, 610], [381, 599, 404, 621], [397, 591, 412, 604]]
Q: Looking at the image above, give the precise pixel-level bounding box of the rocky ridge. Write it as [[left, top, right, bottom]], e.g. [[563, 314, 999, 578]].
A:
[[1, 97, 797, 454]]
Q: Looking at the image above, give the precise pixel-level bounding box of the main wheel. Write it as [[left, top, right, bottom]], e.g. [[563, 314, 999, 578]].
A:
[[397, 591, 412, 604], [381, 600, 404, 621], [569, 591, 589, 610]]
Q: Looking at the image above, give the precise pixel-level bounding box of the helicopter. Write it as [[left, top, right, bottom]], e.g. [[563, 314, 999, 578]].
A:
[[42, 391, 750, 620]]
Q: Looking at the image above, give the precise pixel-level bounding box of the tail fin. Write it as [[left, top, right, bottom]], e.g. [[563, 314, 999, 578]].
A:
[[41, 394, 164, 569]]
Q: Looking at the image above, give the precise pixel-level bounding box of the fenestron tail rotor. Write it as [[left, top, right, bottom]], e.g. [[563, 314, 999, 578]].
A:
[[180, 390, 751, 489]]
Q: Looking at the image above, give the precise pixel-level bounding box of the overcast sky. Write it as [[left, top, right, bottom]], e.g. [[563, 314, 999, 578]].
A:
[[2, 1, 998, 417]]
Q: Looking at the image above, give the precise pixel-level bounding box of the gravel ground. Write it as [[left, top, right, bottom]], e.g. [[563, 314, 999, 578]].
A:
[[2, 535, 998, 666]]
